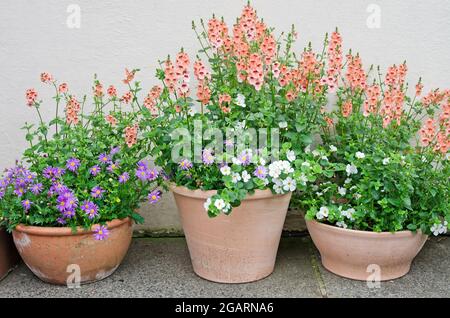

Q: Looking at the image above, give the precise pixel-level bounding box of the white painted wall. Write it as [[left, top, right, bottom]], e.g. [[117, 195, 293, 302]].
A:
[[1, 0, 449, 231]]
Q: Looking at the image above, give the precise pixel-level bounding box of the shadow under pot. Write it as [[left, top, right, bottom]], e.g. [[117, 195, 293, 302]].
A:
[[12, 217, 133, 285], [0, 227, 20, 281], [171, 185, 292, 284], [306, 219, 428, 281]]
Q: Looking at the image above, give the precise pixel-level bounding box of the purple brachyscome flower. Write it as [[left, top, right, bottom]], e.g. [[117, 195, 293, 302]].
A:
[[90, 165, 101, 176], [238, 149, 252, 166], [56, 188, 78, 213], [23, 172, 35, 183], [107, 161, 120, 172], [179, 159, 193, 171], [21, 199, 32, 210], [91, 186, 105, 198], [56, 217, 66, 225], [63, 209, 75, 219], [66, 158, 80, 172], [146, 168, 159, 181], [109, 146, 120, 156], [81, 200, 99, 220], [98, 153, 110, 164], [148, 190, 162, 204], [202, 149, 215, 165], [51, 182, 69, 195], [31, 183, 43, 195], [224, 139, 234, 148], [15, 178, 27, 187], [93, 225, 109, 240], [14, 187, 25, 197], [135, 168, 148, 181], [118, 172, 130, 183], [253, 165, 267, 179], [43, 166, 65, 179], [137, 160, 149, 170]]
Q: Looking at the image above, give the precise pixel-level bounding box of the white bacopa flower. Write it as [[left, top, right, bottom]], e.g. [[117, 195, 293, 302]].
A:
[[338, 187, 347, 196], [312, 150, 320, 157], [232, 157, 242, 165], [344, 178, 352, 184], [241, 170, 251, 183], [354, 193, 362, 200], [214, 199, 226, 211], [346, 164, 358, 176], [279, 121, 288, 129], [316, 192, 323, 197], [231, 172, 241, 183], [312, 185, 319, 192], [236, 120, 246, 130], [382, 158, 390, 165], [316, 206, 329, 220], [282, 177, 297, 192], [298, 173, 308, 185], [287, 150, 296, 162], [262, 178, 269, 186], [301, 161, 311, 168], [268, 162, 282, 178], [235, 93, 246, 107], [355, 152, 365, 159], [431, 221, 448, 236], [330, 145, 337, 152], [341, 208, 355, 221], [336, 221, 348, 229], [259, 157, 266, 166], [203, 198, 212, 211], [321, 156, 328, 161], [304, 145, 311, 153], [279, 160, 293, 173], [220, 165, 231, 176], [273, 179, 283, 194]]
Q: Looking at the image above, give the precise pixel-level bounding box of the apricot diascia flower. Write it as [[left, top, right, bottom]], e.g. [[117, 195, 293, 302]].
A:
[[25, 88, 38, 106], [124, 124, 138, 148]]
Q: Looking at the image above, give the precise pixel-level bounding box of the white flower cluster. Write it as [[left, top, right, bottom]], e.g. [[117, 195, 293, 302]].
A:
[[430, 221, 448, 236], [316, 206, 329, 220], [204, 197, 231, 214], [269, 160, 296, 194], [340, 207, 355, 221]]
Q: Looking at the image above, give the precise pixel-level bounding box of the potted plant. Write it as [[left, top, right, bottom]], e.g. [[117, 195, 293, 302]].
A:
[[295, 37, 450, 280], [0, 227, 19, 280], [0, 71, 162, 285], [144, 4, 328, 283]]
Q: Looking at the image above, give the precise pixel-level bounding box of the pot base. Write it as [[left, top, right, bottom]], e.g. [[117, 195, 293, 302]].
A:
[[307, 220, 427, 281]]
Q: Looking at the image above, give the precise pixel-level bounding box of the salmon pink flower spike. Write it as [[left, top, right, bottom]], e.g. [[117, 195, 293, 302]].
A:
[[123, 68, 136, 85], [65, 96, 81, 124], [25, 88, 38, 106], [121, 91, 132, 104], [105, 114, 117, 126], [58, 83, 68, 94], [342, 100, 353, 118], [40, 72, 53, 83], [107, 85, 117, 97], [94, 83, 103, 97], [124, 124, 138, 148]]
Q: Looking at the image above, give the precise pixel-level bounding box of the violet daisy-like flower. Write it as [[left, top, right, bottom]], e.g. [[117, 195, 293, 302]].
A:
[[63, 209, 75, 219], [202, 149, 215, 165], [253, 165, 267, 179], [43, 166, 54, 179], [98, 153, 110, 164], [66, 158, 80, 172], [80, 200, 99, 220], [146, 168, 159, 181], [148, 190, 161, 204], [56, 217, 66, 225], [109, 146, 120, 156], [118, 172, 130, 183], [91, 186, 105, 198], [23, 172, 35, 183], [135, 168, 148, 181], [107, 161, 120, 172], [90, 165, 101, 176], [238, 149, 252, 166], [51, 182, 69, 195], [14, 187, 25, 197], [93, 225, 109, 240], [54, 167, 65, 178], [21, 199, 32, 210], [15, 177, 27, 187], [179, 159, 193, 171], [30, 183, 43, 195]]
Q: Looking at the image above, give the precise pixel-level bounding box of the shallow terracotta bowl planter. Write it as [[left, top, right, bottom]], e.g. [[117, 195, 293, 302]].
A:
[[306, 219, 428, 281], [12, 217, 132, 285], [0, 227, 20, 280], [171, 185, 292, 284]]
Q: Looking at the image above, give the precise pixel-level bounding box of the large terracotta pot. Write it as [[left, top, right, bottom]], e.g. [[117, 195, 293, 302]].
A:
[[171, 185, 292, 283], [306, 219, 428, 281], [12, 217, 132, 285], [0, 227, 20, 280]]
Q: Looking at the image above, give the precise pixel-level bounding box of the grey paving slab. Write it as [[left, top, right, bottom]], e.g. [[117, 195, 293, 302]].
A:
[[0, 237, 321, 298], [313, 236, 450, 298]]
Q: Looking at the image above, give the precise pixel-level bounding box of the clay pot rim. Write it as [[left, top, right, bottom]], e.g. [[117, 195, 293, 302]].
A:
[[306, 219, 426, 237], [13, 217, 130, 237], [169, 184, 288, 200]]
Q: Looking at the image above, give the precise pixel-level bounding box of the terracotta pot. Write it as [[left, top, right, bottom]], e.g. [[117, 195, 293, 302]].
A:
[[171, 185, 292, 283], [12, 217, 132, 285], [306, 219, 428, 281], [0, 227, 20, 280]]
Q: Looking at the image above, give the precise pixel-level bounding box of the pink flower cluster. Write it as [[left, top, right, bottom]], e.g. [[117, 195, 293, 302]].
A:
[[144, 85, 162, 116], [124, 124, 138, 148], [363, 84, 381, 116], [65, 96, 81, 125], [345, 54, 366, 91]]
